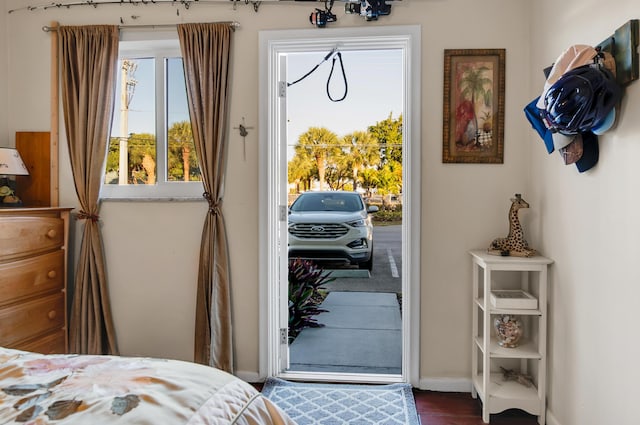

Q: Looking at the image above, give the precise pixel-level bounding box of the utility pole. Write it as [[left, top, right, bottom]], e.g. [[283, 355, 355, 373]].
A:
[[119, 60, 137, 185]]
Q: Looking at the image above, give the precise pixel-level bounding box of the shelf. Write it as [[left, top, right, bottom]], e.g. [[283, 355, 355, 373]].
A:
[[491, 306, 542, 316], [469, 249, 554, 270], [470, 249, 551, 423], [473, 373, 541, 415], [476, 298, 542, 315], [474, 336, 542, 358]]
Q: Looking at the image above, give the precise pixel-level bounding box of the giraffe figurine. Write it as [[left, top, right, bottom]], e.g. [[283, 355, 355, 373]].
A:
[[488, 194, 537, 257]]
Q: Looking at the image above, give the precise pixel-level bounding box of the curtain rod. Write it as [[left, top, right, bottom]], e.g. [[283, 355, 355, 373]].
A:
[[42, 21, 240, 32], [10, 0, 276, 14], [12, 0, 402, 15]]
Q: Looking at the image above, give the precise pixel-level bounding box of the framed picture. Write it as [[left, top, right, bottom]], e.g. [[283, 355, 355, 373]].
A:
[[442, 48, 505, 163]]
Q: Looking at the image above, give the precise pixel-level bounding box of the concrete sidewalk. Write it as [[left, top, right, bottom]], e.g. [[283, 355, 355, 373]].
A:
[[288, 291, 402, 374]]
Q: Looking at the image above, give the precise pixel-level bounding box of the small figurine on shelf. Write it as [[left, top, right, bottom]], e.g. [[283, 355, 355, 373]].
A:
[[488, 193, 537, 257]]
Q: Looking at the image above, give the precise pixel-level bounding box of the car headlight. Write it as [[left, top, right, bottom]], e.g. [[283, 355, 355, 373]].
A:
[[347, 219, 367, 227]]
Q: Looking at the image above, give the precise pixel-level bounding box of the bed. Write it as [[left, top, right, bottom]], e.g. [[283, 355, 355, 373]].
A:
[[0, 347, 296, 425]]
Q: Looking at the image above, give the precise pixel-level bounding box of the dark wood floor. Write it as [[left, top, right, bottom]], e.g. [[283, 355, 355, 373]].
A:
[[412, 390, 539, 425], [255, 382, 539, 424]]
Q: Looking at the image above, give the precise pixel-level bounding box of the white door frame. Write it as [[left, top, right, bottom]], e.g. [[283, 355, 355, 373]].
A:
[[258, 25, 421, 386]]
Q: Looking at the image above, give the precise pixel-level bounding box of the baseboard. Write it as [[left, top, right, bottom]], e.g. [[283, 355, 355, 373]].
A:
[[418, 377, 472, 392], [546, 409, 561, 425], [236, 370, 261, 383]]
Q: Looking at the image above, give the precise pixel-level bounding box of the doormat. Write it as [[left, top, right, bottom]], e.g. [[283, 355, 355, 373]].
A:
[[261, 378, 420, 425]]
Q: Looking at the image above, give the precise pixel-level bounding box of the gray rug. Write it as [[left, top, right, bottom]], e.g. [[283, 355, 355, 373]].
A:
[[262, 378, 420, 425]]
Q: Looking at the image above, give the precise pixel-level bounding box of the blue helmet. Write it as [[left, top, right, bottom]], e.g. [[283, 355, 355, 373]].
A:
[[543, 64, 621, 135]]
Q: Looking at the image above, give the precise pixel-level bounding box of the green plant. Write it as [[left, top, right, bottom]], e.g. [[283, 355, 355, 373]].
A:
[[372, 205, 403, 223], [288, 258, 334, 343]]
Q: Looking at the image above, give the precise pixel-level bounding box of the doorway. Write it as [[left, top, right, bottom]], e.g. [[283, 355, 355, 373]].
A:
[[259, 26, 421, 385]]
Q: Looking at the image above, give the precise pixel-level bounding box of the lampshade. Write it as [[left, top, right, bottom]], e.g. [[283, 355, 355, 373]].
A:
[[0, 148, 29, 176]]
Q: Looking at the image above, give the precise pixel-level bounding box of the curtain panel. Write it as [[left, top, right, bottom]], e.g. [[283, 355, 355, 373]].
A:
[[59, 25, 119, 355], [177, 23, 234, 372]]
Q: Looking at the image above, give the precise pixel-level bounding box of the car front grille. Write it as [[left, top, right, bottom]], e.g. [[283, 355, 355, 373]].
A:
[[289, 223, 349, 239]]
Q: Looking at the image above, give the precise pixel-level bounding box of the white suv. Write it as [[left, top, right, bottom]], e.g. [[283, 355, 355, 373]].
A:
[[288, 191, 378, 270]]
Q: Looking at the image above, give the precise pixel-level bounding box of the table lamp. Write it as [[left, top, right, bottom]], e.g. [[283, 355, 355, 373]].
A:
[[0, 147, 29, 206]]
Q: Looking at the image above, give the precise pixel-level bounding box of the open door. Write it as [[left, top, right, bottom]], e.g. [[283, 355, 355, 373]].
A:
[[259, 26, 422, 385]]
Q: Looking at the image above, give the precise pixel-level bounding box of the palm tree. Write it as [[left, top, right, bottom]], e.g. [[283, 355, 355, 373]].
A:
[[127, 133, 155, 184], [288, 154, 315, 193], [168, 120, 198, 182], [296, 127, 341, 190], [343, 131, 381, 191], [359, 168, 380, 197], [458, 64, 492, 144]]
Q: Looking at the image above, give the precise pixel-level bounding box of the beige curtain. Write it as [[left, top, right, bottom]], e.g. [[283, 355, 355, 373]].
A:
[[59, 25, 119, 355], [177, 23, 234, 372]]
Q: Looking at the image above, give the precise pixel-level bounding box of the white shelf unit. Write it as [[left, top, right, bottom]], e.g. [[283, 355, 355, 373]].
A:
[[469, 250, 553, 424]]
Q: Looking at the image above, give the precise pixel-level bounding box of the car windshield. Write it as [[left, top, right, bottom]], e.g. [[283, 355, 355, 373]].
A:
[[291, 193, 364, 213]]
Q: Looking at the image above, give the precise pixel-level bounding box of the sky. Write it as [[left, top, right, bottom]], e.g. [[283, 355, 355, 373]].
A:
[[111, 48, 404, 151], [285, 48, 404, 156], [111, 57, 189, 138]]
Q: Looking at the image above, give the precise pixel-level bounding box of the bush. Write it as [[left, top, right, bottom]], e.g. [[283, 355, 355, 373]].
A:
[[288, 259, 334, 343], [372, 205, 402, 223]]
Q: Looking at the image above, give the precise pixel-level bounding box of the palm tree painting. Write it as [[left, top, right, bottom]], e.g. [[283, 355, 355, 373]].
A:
[[443, 49, 505, 163]]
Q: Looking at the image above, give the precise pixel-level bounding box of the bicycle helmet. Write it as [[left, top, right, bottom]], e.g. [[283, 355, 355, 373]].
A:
[[543, 64, 621, 135], [536, 44, 597, 110]]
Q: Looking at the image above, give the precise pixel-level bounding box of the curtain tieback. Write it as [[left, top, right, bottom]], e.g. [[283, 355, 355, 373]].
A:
[[203, 192, 221, 214], [77, 210, 100, 222]]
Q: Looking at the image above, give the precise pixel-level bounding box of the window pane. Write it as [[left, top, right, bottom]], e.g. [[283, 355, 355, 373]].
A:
[[106, 58, 157, 185], [166, 58, 200, 182]]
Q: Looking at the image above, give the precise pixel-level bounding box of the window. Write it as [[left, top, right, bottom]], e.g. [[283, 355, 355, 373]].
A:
[[101, 32, 203, 200]]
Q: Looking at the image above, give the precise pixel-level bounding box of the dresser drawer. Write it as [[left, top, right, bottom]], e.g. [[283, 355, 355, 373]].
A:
[[0, 293, 65, 347], [0, 216, 65, 261], [14, 330, 67, 354], [0, 250, 64, 305]]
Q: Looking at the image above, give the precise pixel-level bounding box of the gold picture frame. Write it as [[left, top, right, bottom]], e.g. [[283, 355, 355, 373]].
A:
[[442, 49, 505, 164]]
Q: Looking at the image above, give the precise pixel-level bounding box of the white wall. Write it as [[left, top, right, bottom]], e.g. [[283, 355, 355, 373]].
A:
[[528, 2, 640, 425], [4, 0, 532, 392]]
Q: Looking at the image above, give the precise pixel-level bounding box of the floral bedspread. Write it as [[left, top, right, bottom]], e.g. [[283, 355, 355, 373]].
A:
[[0, 347, 295, 425]]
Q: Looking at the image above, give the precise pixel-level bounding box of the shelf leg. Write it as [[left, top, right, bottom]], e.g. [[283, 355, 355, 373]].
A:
[[472, 262, 479, 399], [482, 407, 490, 423], [482, 264, 491, 424]]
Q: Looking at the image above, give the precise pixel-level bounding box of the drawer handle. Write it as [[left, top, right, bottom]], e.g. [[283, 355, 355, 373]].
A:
[[48, 310, 57, 320], [47, 270, 57, 279], [46, 229, 58, 239]]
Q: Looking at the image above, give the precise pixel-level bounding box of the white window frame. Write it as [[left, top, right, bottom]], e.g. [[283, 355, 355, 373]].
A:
[[101, 30, 203, 200]]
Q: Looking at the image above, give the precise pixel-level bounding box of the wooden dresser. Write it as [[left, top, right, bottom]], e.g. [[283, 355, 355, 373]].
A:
[[0, 207, 72, 354]]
